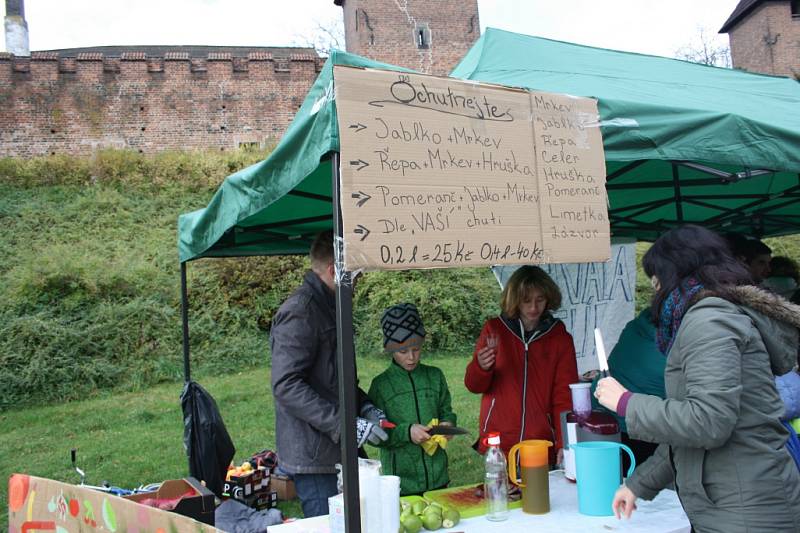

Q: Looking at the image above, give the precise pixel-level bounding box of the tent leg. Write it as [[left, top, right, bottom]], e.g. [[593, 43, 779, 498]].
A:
[[180, 261, 191, 383], [332, 152, 362, 533], [672, 163, 684, 223]]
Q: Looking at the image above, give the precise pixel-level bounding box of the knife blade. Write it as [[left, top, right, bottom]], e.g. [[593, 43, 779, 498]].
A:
[[594, 327, 609, 378], [428, 425, 470, 436]]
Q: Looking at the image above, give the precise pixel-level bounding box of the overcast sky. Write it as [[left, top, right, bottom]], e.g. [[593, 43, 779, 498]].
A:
[[2, 0, 739, 59]]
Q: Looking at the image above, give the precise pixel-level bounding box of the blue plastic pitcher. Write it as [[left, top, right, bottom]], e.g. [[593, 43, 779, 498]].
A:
[[572, 441, 635, 516]]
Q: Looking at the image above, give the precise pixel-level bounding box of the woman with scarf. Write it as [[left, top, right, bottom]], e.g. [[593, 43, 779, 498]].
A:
[[595, 225, 800, 532]]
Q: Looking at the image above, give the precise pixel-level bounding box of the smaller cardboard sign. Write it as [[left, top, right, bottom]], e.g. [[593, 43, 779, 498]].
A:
[[8, 474, 222, 533]]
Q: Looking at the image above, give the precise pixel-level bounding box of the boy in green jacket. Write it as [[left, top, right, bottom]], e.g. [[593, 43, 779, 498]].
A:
[[368, 303, 457, 495]]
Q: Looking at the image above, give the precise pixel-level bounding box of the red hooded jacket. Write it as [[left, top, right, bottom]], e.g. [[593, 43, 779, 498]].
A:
[[465, 314, 578, 462]]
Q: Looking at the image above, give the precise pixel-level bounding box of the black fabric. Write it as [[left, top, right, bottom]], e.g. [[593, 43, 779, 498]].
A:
[[621, 431, 659, 473], [181, 380, 236, 497]]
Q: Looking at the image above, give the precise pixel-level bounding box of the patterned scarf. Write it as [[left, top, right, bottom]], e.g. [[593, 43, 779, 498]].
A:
[[656, 278, 705, 355]]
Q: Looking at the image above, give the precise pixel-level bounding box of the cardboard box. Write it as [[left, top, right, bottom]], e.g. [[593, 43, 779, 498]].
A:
[[271, 473, 296, 500], [223, 483, 277, 510], [223, 466, 269, 499], [125, 477, 215, 526], [245, 489, 278, 511]]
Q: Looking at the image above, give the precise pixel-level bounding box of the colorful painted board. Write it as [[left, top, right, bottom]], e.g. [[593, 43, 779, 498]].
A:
[[423, 483, 522, 519], [7, 474, 222, 533]]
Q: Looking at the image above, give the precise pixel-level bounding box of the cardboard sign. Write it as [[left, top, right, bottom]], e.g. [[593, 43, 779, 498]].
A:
[[335, 65, 609, 271]]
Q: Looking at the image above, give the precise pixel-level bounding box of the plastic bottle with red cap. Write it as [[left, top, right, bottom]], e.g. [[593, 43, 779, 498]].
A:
[[484, 432, 509, 521]]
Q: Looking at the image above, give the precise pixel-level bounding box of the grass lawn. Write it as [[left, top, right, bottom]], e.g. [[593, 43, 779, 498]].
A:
[[1, 352, 481, 530]]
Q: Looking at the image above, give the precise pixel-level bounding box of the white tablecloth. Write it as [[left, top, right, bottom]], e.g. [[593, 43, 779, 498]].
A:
[[268, 472, 690, 533]]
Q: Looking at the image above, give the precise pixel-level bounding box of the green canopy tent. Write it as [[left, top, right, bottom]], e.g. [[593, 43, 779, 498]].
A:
[[450, 28, 800, 240], [177, 36, 800, 530], [179, 30, 800, 264]]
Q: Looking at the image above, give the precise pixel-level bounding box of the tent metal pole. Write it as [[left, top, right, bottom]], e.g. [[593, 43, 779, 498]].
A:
[[706, 183, 800, 226], [180, 261, 191, 383], [606, 159, 647, 182], [331, 151, 362, 533], [672, 163, 684, 223]]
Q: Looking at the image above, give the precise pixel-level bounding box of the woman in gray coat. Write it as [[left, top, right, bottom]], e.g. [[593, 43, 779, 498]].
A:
[[595, 225, 800, 533]]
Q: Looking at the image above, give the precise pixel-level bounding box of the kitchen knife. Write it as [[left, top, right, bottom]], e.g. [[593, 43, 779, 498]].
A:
[[594, 327, 609, 378], [428, 425, 470, 436]]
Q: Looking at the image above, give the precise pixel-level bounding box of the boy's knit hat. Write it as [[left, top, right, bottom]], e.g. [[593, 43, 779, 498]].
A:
[[381, 303, 426, 352]]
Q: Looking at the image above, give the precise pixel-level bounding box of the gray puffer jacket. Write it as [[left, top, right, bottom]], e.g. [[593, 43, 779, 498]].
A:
[[270, 271, 366, 475], [625, 286, 800, 533]]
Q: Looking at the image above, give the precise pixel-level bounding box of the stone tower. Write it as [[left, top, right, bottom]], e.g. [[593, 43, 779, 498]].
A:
[[720, 0, 800, 78], [334, 0, 480, 76], [4, 0, 29, 56]]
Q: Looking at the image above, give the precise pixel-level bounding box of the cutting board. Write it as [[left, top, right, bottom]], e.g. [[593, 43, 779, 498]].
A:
[[422, 484, 522, 518]]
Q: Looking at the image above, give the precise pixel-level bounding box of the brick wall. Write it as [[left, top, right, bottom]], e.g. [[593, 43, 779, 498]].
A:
[[0, 0, 483, 158], [729, 1, 800, 78], [340, 0, 480, 76], [0, 51, 323, 157]]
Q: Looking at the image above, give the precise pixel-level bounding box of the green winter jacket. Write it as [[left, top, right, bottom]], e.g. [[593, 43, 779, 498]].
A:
[[368, 361, 456, 496], [625, 286, 800, 533]]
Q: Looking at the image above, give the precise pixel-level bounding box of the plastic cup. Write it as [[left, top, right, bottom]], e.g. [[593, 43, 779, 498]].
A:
[[569, 382, 592, 416], [380, 475, 400, 533], [486, 334, 498, 349]]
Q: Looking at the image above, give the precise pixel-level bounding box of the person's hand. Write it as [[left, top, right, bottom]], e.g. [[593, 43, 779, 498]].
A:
[[556, 448, 564, 467], [595, 377, 629, 412], [612, 485, 638, 519], [476, 345, 496, 371], [356, 417, 388, 447], [359, 403, 386, 426], [439, 420, 454, 441], [410, 424, 431, 444]]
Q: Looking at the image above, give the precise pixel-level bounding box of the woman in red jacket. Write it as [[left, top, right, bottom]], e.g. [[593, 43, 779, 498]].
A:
[[465, 265, 578, 466]]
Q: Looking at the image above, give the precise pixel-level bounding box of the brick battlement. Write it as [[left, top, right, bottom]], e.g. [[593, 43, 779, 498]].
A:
[[0, 51, 324, 77], [0, 0, 485, 159], [0, 50, 324, 157]]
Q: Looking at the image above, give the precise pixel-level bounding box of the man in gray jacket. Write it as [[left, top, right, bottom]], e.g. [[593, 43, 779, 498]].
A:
[[270, 231, 387, 517]]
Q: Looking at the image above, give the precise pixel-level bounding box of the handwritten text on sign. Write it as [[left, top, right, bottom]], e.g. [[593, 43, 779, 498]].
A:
[[335, 66, 609, 271]]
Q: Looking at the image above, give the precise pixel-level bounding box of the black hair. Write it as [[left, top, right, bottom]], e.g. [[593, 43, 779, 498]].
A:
[[309, 230, 334, 271], [724, 232, 772, 263], [770, 256, 799, 281], [643, 225, 752, 318]]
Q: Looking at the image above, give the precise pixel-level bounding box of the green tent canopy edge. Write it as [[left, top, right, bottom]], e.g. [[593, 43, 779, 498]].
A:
[[177, 51, 413, 262], [178, 30, 800, 262]]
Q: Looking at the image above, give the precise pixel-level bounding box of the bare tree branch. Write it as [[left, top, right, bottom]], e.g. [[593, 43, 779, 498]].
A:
[[675, 27, 731, 68], [293, 16, 345, 58]]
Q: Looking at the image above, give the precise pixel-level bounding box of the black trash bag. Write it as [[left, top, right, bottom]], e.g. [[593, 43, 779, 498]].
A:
[[181, 380, 236, 497]]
